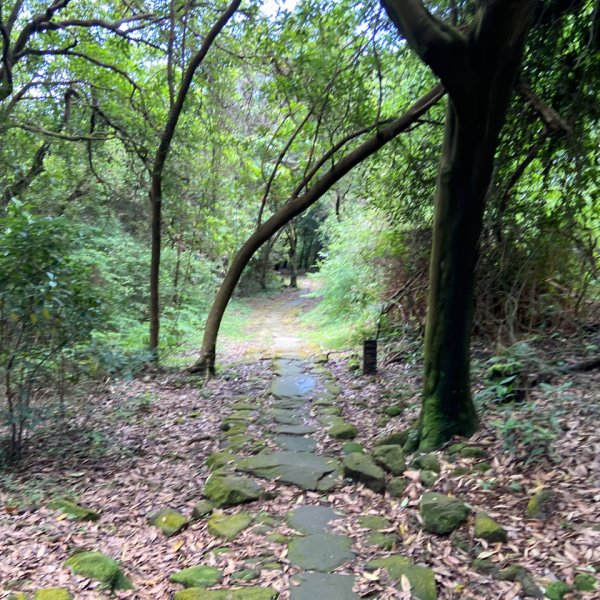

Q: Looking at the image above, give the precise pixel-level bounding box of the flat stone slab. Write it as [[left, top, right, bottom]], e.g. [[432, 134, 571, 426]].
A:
[[288, 533, 354, 571], [271, 375, 316, 399], [237, 451, 339, 490], [287, 504, 342, 534], [274, 435, 317, 453], [272, 425, 316, 435], [291, 573, 358, 600]]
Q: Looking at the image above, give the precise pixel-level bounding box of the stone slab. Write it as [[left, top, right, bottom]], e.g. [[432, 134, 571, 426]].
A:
[[287, 504, 342, 534], [288, 533, 354, 572], [290, 573, 358, 600]]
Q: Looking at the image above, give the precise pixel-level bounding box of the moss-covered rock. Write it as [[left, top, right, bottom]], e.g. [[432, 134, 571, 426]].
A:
[[203, 474, 264, 508], [329, 418, 358, 440], [411, 454, 441, 473], [419, 470, 438, 487], [472, 558, 498, 576], [420, 492, 469, 534], [148, 508, 189, 537], [173, 587, 278, 599], [206, 451, 238, 471], [366, 531, 398, 550], [266, 532, 288, 544], [473, 513, 508, 543], [366, 557, 437, 600], [208, 511, 253, 540], [574, 573, 596, 591], [48, 499, 99, 521], [170, 565, 223, 588], [342, 442, 364, 455], [372, 445, 406, 476], [34, 589, 73, 600], [342, 453, 385, 492], [459, 446, 487, 459], [320, 405, 342, 416], [374, 431, 409, 447], [358, 515, 391, 529], [447, 442, 466, 455], [64, 551, 133, 591], [231, 569, 259, 582], [527, 489, 558, 519], [192, 500, 215, 519], [384, 404, 404, 417], [499, 565, 542, 598], [544, 580, 571, 600], [387, 477, 407, 498]]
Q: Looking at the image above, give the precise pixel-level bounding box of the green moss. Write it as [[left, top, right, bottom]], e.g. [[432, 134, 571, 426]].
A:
[[366, 531, 397, 550], [366, 557, 437, 600], [170, 565, 222, 588], [342, 453, 385, 492], [192, 500, 215, 519], [342, 442, 364, 454], [64, 551, 133, 591], [545, 580, 571, 600], [208, 511, 253, 540], [148, 508, 189, 537], [48, 499, 99, 521], [419, 492, 469, 534], [472, 559, 497, 575], [358, 515, 391, 529], [374, 431, 409, 447], [473, 513, 508, 543], [385, 404, 404, 417], [527, 489, 558, 519], [328, 418, 358, 440], [203, 474, 264, 508], [459, 446, 487, 459], [387, 477, 407, 498], [174, 586, 278, 599], [372, 445, 406, 475], [34, 589, 73, 600], [411, 454, 441, 473], [574, 573, 596, 591], [419, 470, 438, 487]]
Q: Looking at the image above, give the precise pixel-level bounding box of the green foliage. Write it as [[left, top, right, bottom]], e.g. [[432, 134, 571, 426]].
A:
[[0, 209, 101, 462]]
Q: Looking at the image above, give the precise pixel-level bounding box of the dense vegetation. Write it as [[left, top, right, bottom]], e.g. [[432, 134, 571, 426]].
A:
[[1, 0, 598, 461]]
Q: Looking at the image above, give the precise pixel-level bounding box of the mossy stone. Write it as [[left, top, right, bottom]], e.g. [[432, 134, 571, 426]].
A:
[[206, 451, 238, 471], [574, 573, 596, 591], [342, 442, 364, 455], [358, 515, 391, 529], [411, 454, 441, 473], [65, 551, 133, 591], [320, 406, 342, 416], [231, 569, 259, 581], [266, 532, 288, 544], [342, 453, 385, 492], [545, 581, 571, 600], [174, 587, 278, 599], [420, 492, 469, 534], [170, 565, 223, 588], [329, 419, 358, 440], [453, 466, 470, 476], [460, 446, 487, 459], [366, 531, 397, 550], [208, 511, 253, 540], [385, 404, 404, 417], [387, 477, 407, 497], [474, 513, 508, 543], [499, 565, 542, 597], [149, 508, 189, 537], [192, 500, 215, 519], [48, 499, 99, 521], [527, 489, 558, 519], [447, 443, 466, 455], [261, 562, 281, 571], [203, 474, 264, 508], [48, 498, 100, 521], [472, 462, 491, 473], [472, 559, 498, 575], [420, 470, 438, 487], [366, 557, 437, 600], [372, 445, 406, 475], [34, 589, 73, 600], [374, 431, 408, 447]]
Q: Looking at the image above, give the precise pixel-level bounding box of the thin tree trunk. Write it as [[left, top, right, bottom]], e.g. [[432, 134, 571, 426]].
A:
[[189, 85, 444, 376], [148, 0, 240, 355]]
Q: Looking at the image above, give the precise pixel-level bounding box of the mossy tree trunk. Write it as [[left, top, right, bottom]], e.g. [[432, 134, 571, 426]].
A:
[[381, 0, 537, 449]]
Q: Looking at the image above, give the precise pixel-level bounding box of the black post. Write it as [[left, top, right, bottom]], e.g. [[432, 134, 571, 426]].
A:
[[363, 339, 377, 375]]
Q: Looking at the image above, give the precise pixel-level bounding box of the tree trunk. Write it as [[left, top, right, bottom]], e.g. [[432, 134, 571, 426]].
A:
[[188, 85, 444, 376], [148, 0, 240, 356]]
